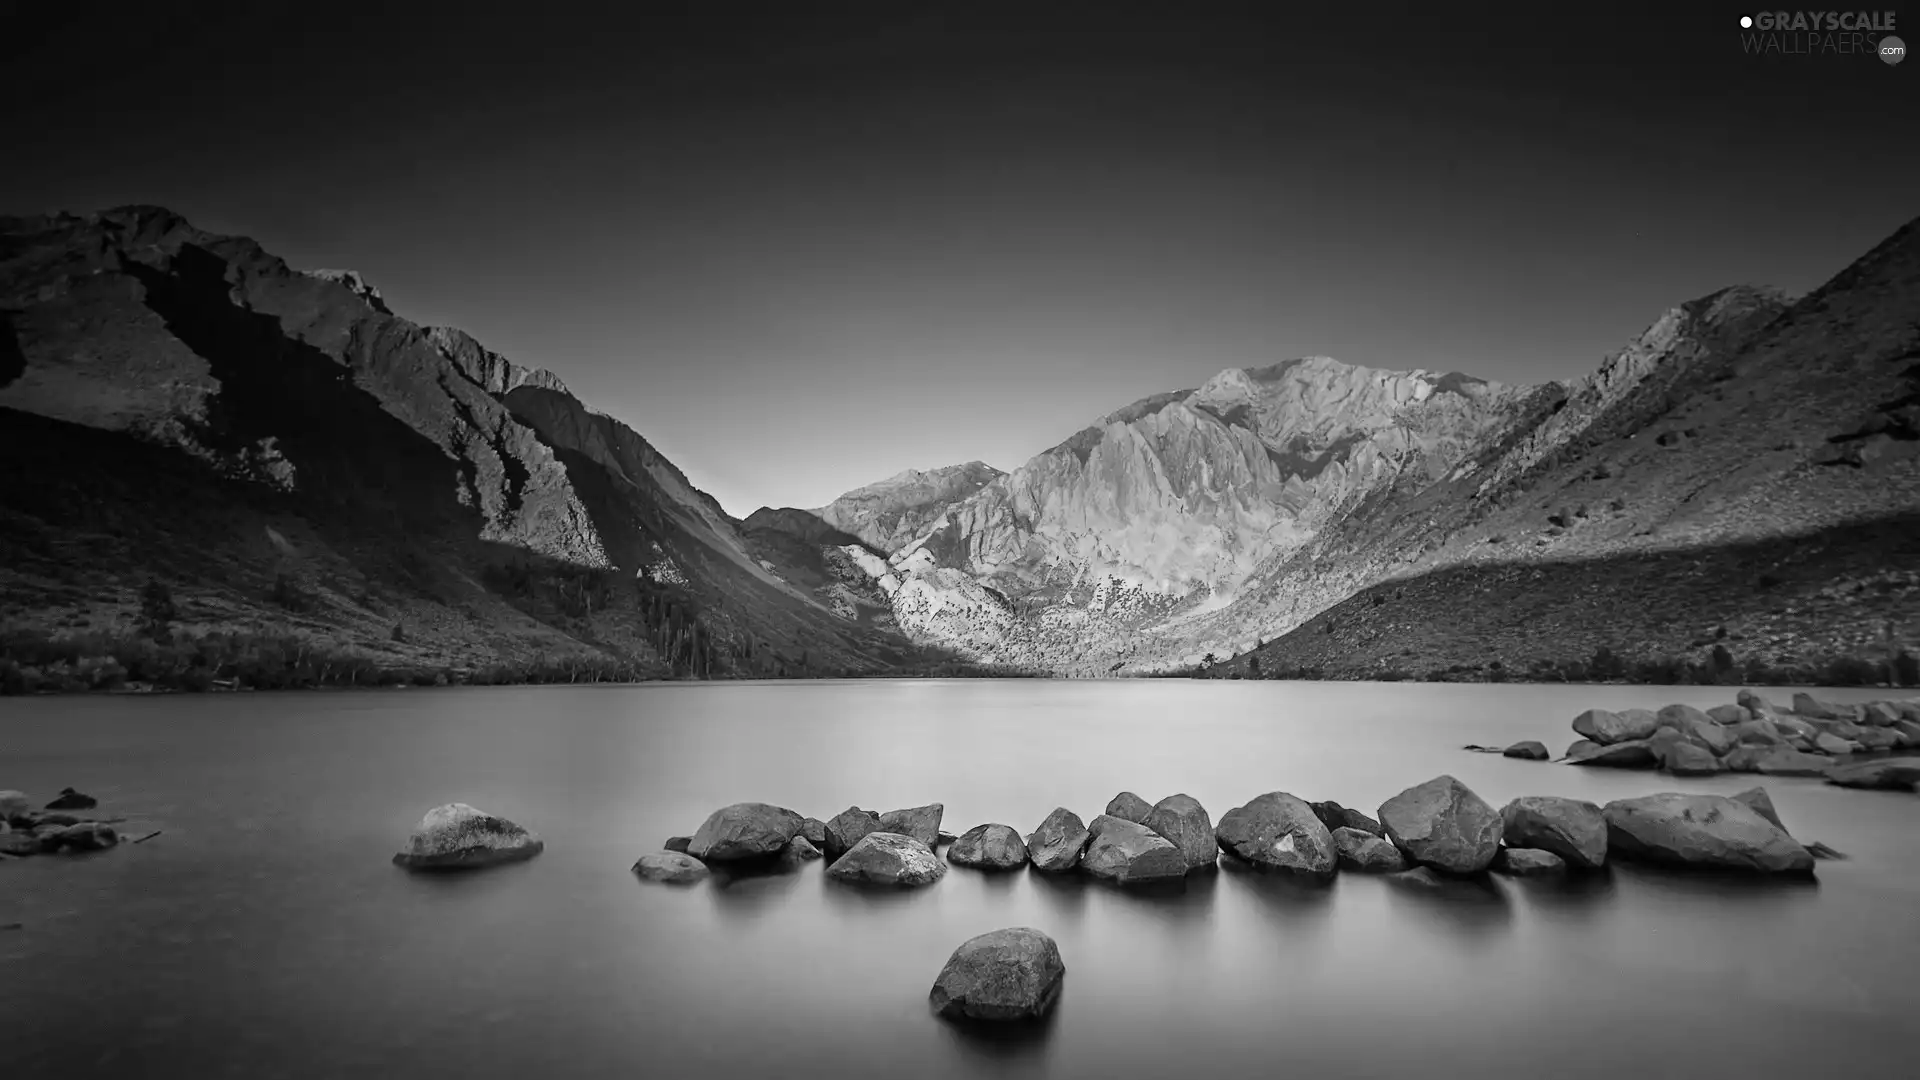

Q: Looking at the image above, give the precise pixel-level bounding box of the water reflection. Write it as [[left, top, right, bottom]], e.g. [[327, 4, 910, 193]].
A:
[[706, 860, 808, 913], [936, 1000, 1063, 1069], [1378, 871, 1514, 940]]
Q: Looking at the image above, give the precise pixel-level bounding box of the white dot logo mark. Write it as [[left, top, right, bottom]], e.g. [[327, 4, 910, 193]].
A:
[[1740, 15, 1753, 28]]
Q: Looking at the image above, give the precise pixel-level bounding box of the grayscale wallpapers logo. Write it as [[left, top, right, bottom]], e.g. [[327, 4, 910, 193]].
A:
[[1736, 11, 1905, 61]]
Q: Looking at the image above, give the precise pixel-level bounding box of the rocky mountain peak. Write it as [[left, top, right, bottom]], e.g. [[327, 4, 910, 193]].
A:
[[306, 268, 392, 315]]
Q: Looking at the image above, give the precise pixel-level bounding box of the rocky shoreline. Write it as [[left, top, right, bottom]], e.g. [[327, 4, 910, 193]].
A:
[[0, 788, 131, 857]]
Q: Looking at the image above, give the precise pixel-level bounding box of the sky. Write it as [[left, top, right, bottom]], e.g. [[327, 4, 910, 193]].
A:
[[3, 2, 1915, 516]]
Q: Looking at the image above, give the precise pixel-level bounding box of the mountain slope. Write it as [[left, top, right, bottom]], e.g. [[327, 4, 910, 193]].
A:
[[0, 206, 922, 689], [778, 216, 1920, 678]]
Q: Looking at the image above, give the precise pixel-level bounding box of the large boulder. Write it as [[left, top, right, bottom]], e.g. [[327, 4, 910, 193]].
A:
[[1825, 757, 1920, 791], [779, 836, 823, 865], [1666, 741, 1726, 777], [929, 928, 1065, 1022], [826, 832, 946, 887], [1378, 776, 1502, 875], [800, 817, 828, 847], [1572, 708, 1659, 745], [1080, 815, 1188, 886], [663, 835, 692, 853], [1309, 800, 1383, 837], [1853, 726, 1903, 752], [392, 803, 543, 870], [1026, 807, 1092, 872], [1792, 693, 1852, 720], [946, 824, 1029, 871], [1503, 740, 1550, 761], [1728, 787, 1786, 832], [1566, 738, 1658, 769], [878, 804, 944, 848], [1492, 848, 1566, 876], [1737, 689, 1779, 716], [1721, 745, 1767, 773], [1771, 714, 1819, 740], [1144, 794, 1217, 872], [1332, 826, 1407, 872], [1813, 732, 1862, 756], [1602, 793, 1814, 875], [0, 791, 29, 825], [687, 802, 804, 863], [823, 806, 884, 860], [1706, 704, 1750, 725], [52, 822, 117, 852], [1755, 747, 1840, 777], [634, 851, 710, 883], [1214, 791, 1337, 879], [1895, 720, 1920, 748], [1732, 719, 1785, 747], [1103, 791, 1154, 824], [1499, 796, 1607, 870]]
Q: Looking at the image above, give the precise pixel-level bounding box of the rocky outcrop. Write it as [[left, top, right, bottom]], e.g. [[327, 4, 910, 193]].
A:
[[1377, 776, 1502, 876], [1602, 793, 1815, 875], [392, 803, 543, 870], [1214, 792, 1337, 879], [946, 824, 1029, 871], [825, 832, 946, 887], [634, 851, 710, 883], [1026, 808, 1092, 873], [1499, 796, 1608, 870], [687, 803, 804, 863], [1079, 815, 1188, 886], [929, 928, 1065, 1022], [1143, 794, 1218, 872]]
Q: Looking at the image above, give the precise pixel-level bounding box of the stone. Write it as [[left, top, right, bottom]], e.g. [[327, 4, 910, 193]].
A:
[[946, 824, 1029, 871], [1566, 738, 1658, 768], [1814, 732, 1861, 756], [1500, 796, 1608, 870], [1602, 793, 1814, 875], [1309, 800, 1383, 837], [1728, 787, 1786, 832], [1143, 794, 1218, 872], [779, 836, 823, 864], [53, 822, 117, 852], [1666, 741, 1726, 776], [1503, 740, 1550, 761], [877, 804, 944, 848], [1103, 791, 1154, 824], [0, 832, 35, 856], [1214, 791, 1338, 879], [929, 928, 1065, 1022], [1572, 707, 1659, 745], [687, 802, 804, 863], [1853, 726, 1902, 752], [1806, 841, 1848, 860], [1332, 826, 1408, 872], [800, 817, 828, 847], [44, 788, 97, 811], [1737, 689, 1779, 715], [1732, 719, 1785, 747], [392, 803, 543, 870], [634, 851, 710, 883], [1812, 717, 1868, 741], [1492, 848, 1566, 876], [826, 832, 946, 887], [1771, 714, 1819, 740], [1861, 702, 1903, 727], [1722, 745, 1767, 773], [1080, 815, 1188, 886], [1658, 705, 1736, 755], [0, 791, 29, 825], [823, 806, 884, 860], [1792, 693, 1851, 720], [1707, 704, 1750, 725], [1894, 720, 1920, 748], [1755, 747, 1839, 777], [1026, 807, 1092, 872], [664, 835, 692, 853], [1377, 775, 1503, 875], [937, 831, 959, 846], [1824, 757, 1920, 791]]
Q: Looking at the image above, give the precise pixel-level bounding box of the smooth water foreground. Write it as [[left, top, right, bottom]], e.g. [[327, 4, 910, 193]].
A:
[[3, 681, 1916, 1079]]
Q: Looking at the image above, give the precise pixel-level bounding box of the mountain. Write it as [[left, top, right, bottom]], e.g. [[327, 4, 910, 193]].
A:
[[746, 461, 1003, 554], [0, 206, 936, 691], [759, 216, 1920, 679]]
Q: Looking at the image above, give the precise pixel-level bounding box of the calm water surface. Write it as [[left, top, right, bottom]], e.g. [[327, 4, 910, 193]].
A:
[[3, 681, 1917, 1079]]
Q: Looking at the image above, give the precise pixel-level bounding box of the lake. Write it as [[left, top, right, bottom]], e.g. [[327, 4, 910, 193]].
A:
[[2, 680, 1916, 1079]]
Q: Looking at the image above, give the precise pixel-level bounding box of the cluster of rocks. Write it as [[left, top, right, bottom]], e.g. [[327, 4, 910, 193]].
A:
[[627, 772, 1831, 896], [1560, 692, 1920, 790], [0, 788, 121, 857]]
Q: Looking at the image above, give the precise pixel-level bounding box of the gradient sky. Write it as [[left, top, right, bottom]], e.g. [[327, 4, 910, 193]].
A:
[[4, 2, 1915, 516]]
